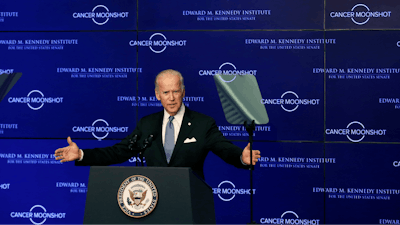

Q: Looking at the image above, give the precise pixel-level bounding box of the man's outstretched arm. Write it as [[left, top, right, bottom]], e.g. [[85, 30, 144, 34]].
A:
[[54, 136, 81, 163]]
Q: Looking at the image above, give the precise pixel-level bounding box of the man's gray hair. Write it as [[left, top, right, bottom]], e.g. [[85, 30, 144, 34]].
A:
[[154, 69, 185, 93]]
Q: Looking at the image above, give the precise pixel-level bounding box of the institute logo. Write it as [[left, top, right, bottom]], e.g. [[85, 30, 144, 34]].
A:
[[0, 11, 18, 23], [72, 5, 129, 25], [199, 62, 258, 83], [8, 90, 64, 110], [330, 4, 391, 25], [129, 33, 187, 53], [117, 175, 158, 218], [379, 97, 400, 110], [261, 91, 320, 112]]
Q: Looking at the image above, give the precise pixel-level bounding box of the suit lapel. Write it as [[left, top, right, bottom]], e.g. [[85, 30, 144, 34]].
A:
[[169, 108, 194, 163], [153, 111, 166, 162]]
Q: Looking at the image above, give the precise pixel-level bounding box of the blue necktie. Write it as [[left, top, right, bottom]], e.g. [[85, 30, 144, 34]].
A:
[[164, 116, 175, 163]]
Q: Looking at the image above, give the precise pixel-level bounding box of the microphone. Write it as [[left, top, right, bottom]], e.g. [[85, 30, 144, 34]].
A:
[[128, 131, 141, 151], [141, 134, 155, 150], [138, 134, 156, 167]]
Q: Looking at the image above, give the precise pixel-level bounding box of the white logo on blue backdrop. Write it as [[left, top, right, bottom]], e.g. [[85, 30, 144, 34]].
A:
[[129, 33, 187, 53], [213, 180, 256, 202], [260, 210, 320, 225], [325, 121, 387, 142], [261, 91, 320, 112], [330, 4, 391, 25], [10, 205, 66, 225], [7, 90, 64, 110], [72, 5, 129, 25], [198, 62, 258, 83], [0, 69, 14, 74], [72, 119, 128, 140], [0, 183, 10, 189]]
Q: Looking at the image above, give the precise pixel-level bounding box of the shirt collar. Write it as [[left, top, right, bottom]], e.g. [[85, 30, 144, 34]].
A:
[[163, 103, 185, 123]]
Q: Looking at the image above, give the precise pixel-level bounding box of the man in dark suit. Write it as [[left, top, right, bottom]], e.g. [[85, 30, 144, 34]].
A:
[[55, 69, 261, 179]]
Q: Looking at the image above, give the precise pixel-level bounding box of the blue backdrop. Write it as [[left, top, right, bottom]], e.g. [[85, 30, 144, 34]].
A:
[[1, 0, 399, 224]]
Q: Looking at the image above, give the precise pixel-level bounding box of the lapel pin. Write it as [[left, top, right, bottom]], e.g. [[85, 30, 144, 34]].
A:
[[188, 122, 191, 126]]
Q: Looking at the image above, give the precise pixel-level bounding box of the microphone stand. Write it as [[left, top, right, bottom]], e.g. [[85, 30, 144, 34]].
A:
[[244, 120, 256, 224], [140, 134, 154, 167], [128, 134, 140, 166]]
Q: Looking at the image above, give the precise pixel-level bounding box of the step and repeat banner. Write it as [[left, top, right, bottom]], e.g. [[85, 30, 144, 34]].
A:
[[1, 0, 400, 224], [0, 0, 136, 31]]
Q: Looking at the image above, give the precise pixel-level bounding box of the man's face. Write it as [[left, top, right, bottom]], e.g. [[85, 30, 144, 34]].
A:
[[155, 73, 185, 116]]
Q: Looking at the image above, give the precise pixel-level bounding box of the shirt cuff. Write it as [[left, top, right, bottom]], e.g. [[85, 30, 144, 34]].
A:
[[78, 149, 84, 161]]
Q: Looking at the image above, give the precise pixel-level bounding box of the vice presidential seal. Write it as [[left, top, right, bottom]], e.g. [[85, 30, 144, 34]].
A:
[[117, 175, 158, 218]]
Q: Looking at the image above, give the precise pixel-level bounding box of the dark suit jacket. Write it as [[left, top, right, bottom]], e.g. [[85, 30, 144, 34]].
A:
[[76, 108, 248, 179]]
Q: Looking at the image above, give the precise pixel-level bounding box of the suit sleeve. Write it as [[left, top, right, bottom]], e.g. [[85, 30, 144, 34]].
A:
[[75, 126, 143, 166], [205, 118, 249, 170]]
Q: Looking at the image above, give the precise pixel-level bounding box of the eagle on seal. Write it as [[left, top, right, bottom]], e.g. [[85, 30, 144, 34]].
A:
[[129, 190, 147, 206]]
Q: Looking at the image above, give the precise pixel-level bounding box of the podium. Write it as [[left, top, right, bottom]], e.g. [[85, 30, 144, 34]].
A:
[[83, 166, 216, 224]]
